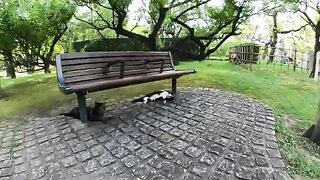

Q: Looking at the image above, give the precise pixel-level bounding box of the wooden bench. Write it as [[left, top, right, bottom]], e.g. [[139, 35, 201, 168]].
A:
[[55, 51, 196, 122]]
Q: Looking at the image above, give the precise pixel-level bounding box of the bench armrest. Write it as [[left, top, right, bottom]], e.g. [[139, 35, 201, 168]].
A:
[[56, 54, 73, 94], [175, 69, 197, 74]]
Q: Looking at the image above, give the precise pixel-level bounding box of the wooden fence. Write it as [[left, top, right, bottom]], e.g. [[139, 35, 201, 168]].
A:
[[229, 44, 260, 71], [229, 44, 312, 72]]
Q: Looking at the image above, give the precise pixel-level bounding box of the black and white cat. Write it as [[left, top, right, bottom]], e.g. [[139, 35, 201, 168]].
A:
[[60, 101, 106, 121], [132, 90, 174, 104]]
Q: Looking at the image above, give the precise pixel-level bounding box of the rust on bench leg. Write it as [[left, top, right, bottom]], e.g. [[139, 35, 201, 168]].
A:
[[172, 78, 177, 95], [76, 92, 88, 122]]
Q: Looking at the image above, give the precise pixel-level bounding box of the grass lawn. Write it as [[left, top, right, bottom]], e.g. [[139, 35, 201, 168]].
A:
[[1, 60, 320, 178]]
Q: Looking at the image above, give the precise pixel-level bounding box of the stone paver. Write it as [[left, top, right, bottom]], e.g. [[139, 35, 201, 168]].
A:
[[0, 88, 289, 179]]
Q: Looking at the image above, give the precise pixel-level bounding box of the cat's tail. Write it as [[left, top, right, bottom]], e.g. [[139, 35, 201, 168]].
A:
[[132, 97, 143, 103], [59, 112, 72, 117]]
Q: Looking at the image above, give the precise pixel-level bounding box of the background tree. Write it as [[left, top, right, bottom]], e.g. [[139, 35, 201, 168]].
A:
[[168, 0, 251, 60], [262, 0, 307, 63], [0, 0, 75, 75], [0, 1, 17, 78], [75, 0, 253, 61], [13, 0, 75, 73], [60, 19, 106, 53], [295, 0, 320, 78]]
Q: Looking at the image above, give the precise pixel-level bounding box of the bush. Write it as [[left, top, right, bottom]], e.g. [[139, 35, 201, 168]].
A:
[[72, 40, 91, 52], [72, 38, 149, 52]]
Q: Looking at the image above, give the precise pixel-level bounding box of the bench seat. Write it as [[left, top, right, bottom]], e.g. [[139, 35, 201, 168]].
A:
[[70, 70, 195, 93]]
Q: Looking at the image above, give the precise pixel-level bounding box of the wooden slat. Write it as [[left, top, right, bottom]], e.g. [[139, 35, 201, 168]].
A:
[[64, 65, 173, 83], [61, 51, 170, 60], [62, 62, 108, 72], [63, 68, 105, 78], [68, 68, 176, 87], [61, 58, 172, 70], [61, 56, 171, 65], [64, 67, 173, 84], [69, 70, 195, 91], [62, 61, 173, 73], [63, 63, 174, 79]]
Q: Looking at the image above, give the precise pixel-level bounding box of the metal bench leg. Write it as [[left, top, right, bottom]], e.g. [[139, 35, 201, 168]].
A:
[[172, 78, 177, 95], [76, 92, 88, 122]]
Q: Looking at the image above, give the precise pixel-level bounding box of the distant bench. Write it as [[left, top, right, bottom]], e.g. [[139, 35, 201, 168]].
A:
[[55, 51, 196, 122]]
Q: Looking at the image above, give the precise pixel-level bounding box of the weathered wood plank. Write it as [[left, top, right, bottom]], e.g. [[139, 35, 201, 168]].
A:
[[62, 61, 173, 73], [61, 51, 170, 60], [61, 56, 171, 65], [64, 67, 173, 84], [68, 69, 195, 92]]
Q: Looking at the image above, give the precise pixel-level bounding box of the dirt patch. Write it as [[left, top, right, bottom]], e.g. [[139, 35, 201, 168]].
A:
[[279, 114, 320, 164], [279, 114, 305, 133]]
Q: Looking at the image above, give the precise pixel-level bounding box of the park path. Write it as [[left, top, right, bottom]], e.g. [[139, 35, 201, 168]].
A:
[[0, 88, 290, 180]]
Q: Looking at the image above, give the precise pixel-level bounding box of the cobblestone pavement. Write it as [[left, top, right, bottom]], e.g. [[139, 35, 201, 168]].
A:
[[0, 88, 290, 180]]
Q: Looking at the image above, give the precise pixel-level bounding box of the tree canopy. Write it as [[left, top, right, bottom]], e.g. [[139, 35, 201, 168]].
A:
[[74, 0, 255, 61], [0, 0, 75, 76], [1, 0, 320, 77]]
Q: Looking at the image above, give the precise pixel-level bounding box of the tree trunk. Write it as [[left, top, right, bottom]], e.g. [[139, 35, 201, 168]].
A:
[[4, 51, 16, 78], [268, 12, 278, 64], [0, 81, 6, 99], [43, 58, 51, 73], [0, 89, 6, 99], [310, 98, 320, 143], [148, 38, 157, 51], [309, 21, 320, 78], [262, 43, 269, 60]]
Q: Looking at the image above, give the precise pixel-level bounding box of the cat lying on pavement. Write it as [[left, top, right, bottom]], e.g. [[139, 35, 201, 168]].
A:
[[132, 90, 174, 104], [60, 101, 106, 121]]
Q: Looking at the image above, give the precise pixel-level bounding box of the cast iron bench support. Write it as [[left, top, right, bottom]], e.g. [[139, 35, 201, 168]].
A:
[[172, 78, 177, 95], [56, 51, 196, 122], [76, 92, 88, 122]]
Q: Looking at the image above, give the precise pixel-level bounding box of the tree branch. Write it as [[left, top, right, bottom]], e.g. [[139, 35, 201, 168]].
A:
[[150, 7, 169, 39], [277, 24, 308, 34], [298, 9, 316, 28], [74, 15, 109, 40], [175, 0, 210, 19]]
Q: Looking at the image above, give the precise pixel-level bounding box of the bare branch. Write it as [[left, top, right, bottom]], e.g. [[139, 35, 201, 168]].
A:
[[171, 17, 195, 36], [85, 4, 113, 28], [298, 9, 316, 28], [278, 24, 309, 34], [175, 0, 210, 19], [74, 15, 109, 40], [169, 0, 191, 9]]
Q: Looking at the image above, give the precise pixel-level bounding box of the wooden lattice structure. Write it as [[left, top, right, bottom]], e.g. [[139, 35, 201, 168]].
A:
[[229, 44, 260, 65]]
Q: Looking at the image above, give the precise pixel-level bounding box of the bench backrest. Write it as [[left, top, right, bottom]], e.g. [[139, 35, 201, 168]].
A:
[[56, 51, 175, 86]]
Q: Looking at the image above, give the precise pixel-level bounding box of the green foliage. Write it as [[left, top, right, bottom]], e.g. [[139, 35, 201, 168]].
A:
[[211, 39, 250, 57], [0, 1, 16, 52], [72, 40, 91, 52], [75, 0, 253, 59], [61, 19, 112, 52], [84, 38, 149, 52], [0, 0, 75, 72], [71, 37, 198, 55], [276, 119, 320, 178]]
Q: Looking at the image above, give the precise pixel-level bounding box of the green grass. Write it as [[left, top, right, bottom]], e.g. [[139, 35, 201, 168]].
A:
[[1, 72, 54, 88], [0, 74, 72, 119], [0, 72, 172, 119], [1, 60, 320, 178], [178, 61, 319, 126]]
